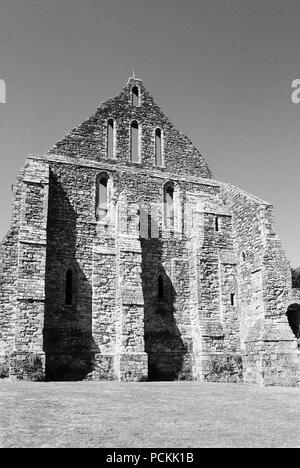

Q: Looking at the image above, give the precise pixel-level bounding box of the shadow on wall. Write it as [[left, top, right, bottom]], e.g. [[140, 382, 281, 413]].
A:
[[44, 172, 99, 381], [141, 238, 188, 381]]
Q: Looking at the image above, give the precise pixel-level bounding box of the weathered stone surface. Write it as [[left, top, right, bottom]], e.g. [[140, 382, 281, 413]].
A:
[[0, 77, 299, 385]]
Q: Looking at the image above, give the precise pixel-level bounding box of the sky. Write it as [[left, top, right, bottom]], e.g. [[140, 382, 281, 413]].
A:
[[0, 0, 300, 265]]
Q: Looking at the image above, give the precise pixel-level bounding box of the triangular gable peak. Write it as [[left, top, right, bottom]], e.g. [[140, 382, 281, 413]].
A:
[[48, 77, 212, 179]]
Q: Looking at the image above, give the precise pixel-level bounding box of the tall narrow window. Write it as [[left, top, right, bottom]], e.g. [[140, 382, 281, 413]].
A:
[[107, 119, 114, 159], [96, 175, 108, 220], [155, 128, 162, 166], [65, 269, 73, 305], [158, 275, 164, 299], [164, 182, 174, 229], [215, 216, 220, 232], [148, 214, 152, 238], [137, 209, 141, 234], [132, 86, 139, 106], [230, 293, 236, 307], [130, 121, 139, 162]]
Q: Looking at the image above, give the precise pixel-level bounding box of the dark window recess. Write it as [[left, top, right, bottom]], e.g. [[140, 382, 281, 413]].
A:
[[158, 275, 164, 299], [230, 293, 235, 306], [132, 86, 139, 106], [65, 269, 73, 305], [148, 214, 152, 238]]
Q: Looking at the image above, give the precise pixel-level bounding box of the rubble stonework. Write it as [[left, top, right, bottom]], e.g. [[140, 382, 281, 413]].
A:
[[0, 77, 299, 385]]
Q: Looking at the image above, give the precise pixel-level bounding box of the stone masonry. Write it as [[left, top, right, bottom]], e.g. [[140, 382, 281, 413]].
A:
[[0, 76, 300, 385]]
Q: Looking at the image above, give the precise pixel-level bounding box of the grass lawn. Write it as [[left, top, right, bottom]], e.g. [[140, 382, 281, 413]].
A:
[[0, 380, 300, 448]]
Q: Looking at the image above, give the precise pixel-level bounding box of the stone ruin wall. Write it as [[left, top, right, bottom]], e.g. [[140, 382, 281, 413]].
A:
[[0, 76, 299, 385], [221, 184, 300, 385], [0, 154, 244, 382], [47, 78, 212, 180], [42, 154, 235, 381], [0, 154, 299, 384], [0, 159, 49, 377], [0, 168, 24, 363]]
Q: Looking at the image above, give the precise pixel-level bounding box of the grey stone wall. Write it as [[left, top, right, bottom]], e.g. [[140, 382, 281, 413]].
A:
[[0, 159, 49, 378], [221, 184, 300, 385], [48, 78, 212, 180], [0, 77, 299, 385]]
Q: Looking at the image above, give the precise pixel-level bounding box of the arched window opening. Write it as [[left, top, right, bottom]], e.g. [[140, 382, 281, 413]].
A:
[[164, 182, 174, 229], [287, 304, 300, 340], [96, 175, 108, 221], [158, 275, 164, 299], [130, 121, 140, 162], [107, 119, 115, 159], [215, 216, 220, 232], [65, 268, 73, 305], [155, 128, 162, 166], [132, 86, 139, 106], [241, 251, 246, 262]]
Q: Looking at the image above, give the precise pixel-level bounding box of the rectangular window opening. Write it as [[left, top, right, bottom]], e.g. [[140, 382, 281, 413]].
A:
[[148, 214, 152, 238], [230, 293, 236, 307]]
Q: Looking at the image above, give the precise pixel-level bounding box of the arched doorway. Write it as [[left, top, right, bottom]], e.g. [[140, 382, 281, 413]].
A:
[[286, 304, 300, 345]]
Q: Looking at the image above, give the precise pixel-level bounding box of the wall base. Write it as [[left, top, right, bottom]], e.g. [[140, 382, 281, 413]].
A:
[[114, 352, 148, 381], [9, 351, 45, 381], [197, 353, 243, 383], [147, 351, 194, 381], [243, 351, 300, 387]]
